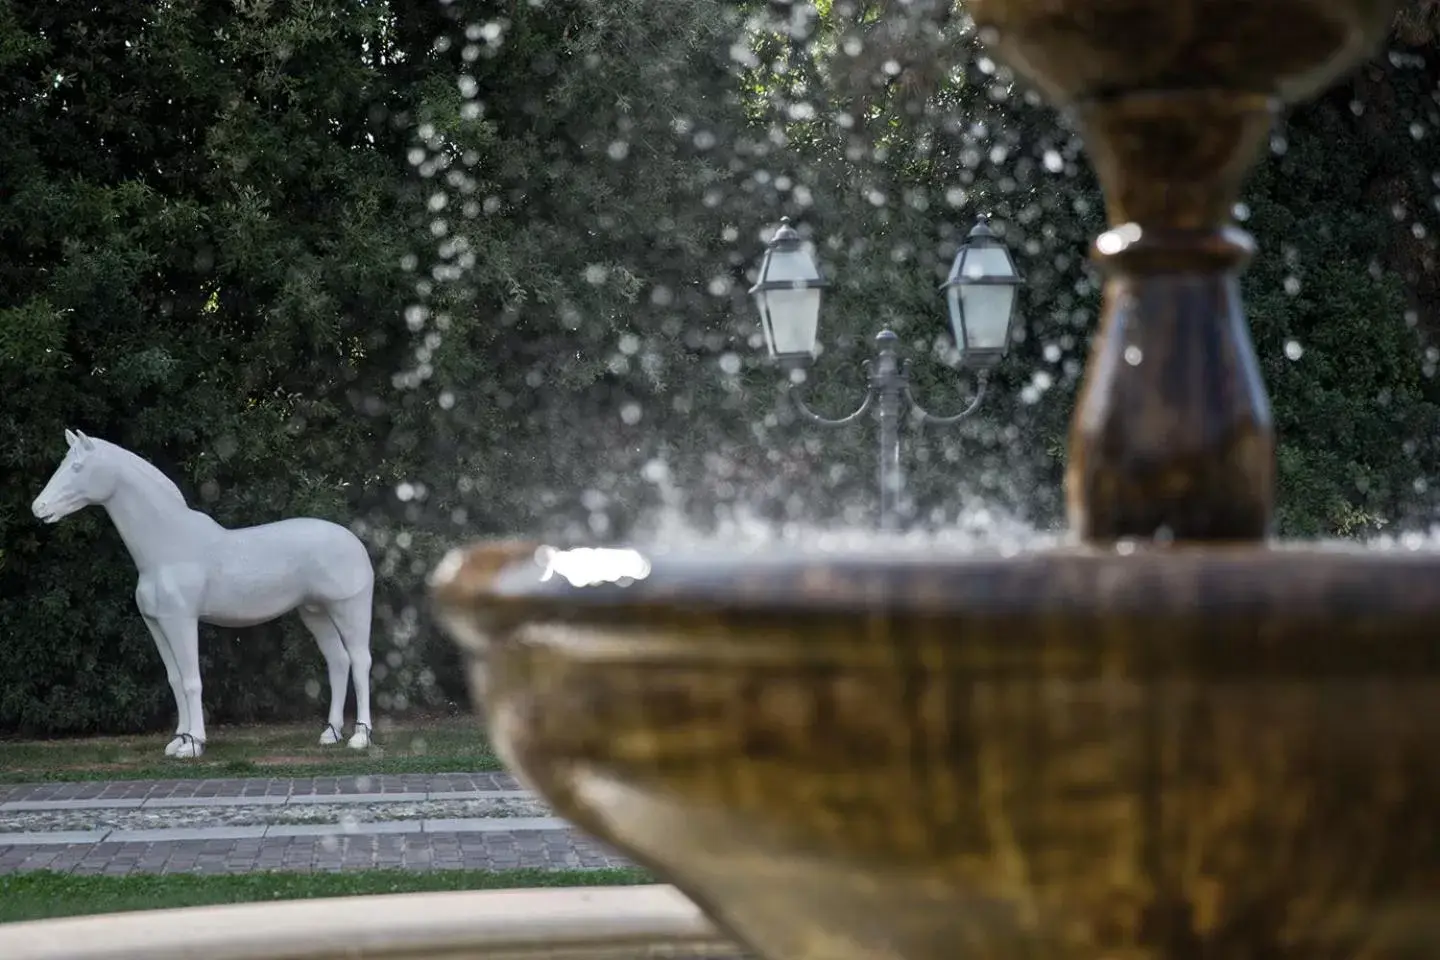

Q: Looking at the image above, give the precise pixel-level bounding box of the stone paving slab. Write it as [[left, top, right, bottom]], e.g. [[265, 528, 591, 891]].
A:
[[1, 788, 534, 813], [0, 772, 522, 805], [0, 829, 632, 876], [0, 829, 112, 845], [0, 816, 574, 846]]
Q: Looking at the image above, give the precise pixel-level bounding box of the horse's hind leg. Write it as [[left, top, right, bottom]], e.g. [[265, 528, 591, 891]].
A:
[[327, 585, 374, 750], [298, 605, 351, 746]]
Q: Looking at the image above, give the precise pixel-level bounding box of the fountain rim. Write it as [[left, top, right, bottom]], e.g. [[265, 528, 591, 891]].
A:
[[429, 538, 1440, 624]]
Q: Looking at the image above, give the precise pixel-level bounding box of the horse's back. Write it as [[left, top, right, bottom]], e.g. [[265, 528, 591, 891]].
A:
[[216, 517, 373, 605]]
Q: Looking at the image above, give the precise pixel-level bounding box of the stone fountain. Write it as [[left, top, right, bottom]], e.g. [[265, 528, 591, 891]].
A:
[[431, 2, 1440, 959]]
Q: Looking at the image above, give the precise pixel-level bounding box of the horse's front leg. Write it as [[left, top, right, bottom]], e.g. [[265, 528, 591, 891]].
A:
[[155, 616, 206, 759], [141, 614, 190, 757]]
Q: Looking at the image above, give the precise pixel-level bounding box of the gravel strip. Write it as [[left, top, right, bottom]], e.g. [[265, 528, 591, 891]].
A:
[[0, 797, 553, 834]]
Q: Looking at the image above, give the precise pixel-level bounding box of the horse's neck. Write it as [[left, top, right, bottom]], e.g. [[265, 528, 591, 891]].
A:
[[102, 469, 213, 568]]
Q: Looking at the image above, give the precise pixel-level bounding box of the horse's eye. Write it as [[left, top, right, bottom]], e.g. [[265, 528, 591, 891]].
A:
[[71, 461, 82, 472]]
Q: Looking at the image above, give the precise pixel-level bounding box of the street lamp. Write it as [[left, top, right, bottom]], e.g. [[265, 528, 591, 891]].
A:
[[750, 217, 829, 364], [749, 216, 1023, 532]]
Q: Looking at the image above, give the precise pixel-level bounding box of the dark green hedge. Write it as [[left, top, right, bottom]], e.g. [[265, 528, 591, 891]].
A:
[[4, 0, 1440, 735]]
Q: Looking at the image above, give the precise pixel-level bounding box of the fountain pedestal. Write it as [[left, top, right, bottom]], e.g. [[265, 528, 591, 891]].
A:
[[963, 0, 1393, 541], [431, 2, 1440, 959], [1065, 91, 1278, 541]]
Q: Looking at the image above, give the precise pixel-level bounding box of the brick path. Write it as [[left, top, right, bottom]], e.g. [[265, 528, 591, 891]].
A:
[[0, 774, 635, 877], [0, 772, 522, 804]]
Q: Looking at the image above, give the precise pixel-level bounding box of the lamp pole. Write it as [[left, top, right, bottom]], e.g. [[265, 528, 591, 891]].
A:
[[750, 217, 1023, 532], [788, 330, 990, 532]]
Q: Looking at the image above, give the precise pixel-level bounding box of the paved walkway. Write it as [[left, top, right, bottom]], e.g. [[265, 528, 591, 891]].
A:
[[0, 774, 633, 876]]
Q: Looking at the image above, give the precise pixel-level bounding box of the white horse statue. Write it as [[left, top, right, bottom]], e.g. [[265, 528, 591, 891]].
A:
[[31, 429, 375, 758]]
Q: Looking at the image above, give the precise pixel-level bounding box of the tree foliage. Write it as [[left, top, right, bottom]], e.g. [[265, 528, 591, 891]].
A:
[[0, 0, 432, 732], [3, 0, 1440, 734]]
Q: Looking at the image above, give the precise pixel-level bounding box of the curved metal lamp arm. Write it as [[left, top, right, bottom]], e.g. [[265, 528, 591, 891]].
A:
[[905, 370, 989, 425], [789, 361, 875, 426]]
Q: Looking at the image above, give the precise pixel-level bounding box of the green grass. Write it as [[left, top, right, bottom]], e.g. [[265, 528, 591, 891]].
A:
[[0, 714, 503, 783], [0, 867, 655, 924]]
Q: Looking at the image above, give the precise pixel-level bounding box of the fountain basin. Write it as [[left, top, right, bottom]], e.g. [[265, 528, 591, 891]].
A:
[[432, 540, 1440, 960], [2, 884, 741, 960]]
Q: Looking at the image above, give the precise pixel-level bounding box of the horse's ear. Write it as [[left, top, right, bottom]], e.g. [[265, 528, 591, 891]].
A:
[[64, 429, 78, 448], [76, 430, 95, 451]]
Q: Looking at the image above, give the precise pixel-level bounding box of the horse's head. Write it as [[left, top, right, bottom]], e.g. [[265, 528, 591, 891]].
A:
[[32, 429, 115, 524]]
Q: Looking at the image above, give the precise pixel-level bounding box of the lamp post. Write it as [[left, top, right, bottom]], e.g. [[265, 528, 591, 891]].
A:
[[749, 216, 1023, 532]]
